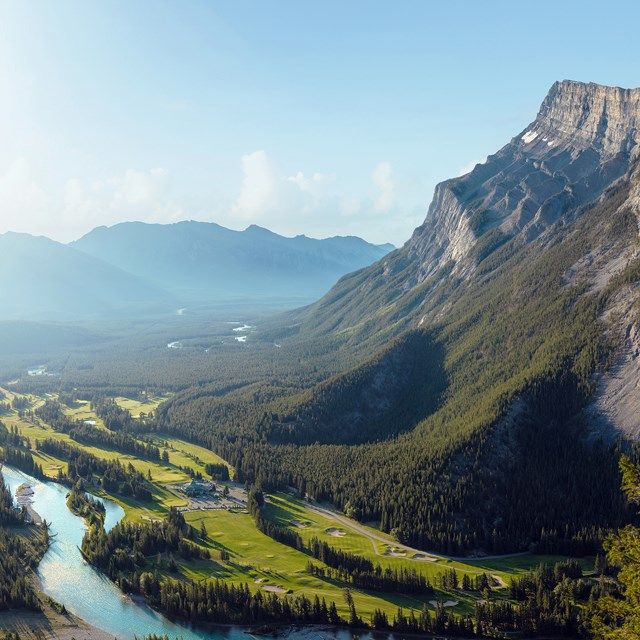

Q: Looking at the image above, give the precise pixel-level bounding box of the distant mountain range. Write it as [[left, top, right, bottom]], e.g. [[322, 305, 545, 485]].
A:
[[0, 232, 170, 321], [71, 221, 393, 301], [0, 223, 392, 321]]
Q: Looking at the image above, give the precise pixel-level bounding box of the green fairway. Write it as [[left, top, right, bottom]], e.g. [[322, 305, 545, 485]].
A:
[[180, 508, 456, 620], [0, 389, 595, 625], [114, 395, 170, 417], [63, 400, 108, 429], [146, 434, 234, 479]]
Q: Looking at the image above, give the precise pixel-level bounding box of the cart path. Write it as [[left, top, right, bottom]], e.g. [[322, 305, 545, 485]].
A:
[[306, 501, 530, 564]]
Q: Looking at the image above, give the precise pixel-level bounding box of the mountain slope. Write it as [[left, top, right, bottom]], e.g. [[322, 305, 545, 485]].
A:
[[160, 80, 640, 555], [280, 80, 640, 350], [71, 221, 393, 302], [0, 232, 171, 321]]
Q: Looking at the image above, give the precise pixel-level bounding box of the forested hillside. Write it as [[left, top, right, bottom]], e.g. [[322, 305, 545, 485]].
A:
[[0, 457, 48, 611], [155, 82, 640, 555]]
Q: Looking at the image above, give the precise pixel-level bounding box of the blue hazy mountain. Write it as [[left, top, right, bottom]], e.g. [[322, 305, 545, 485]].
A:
[[71, 220, 394, 301], [0, 232, 172, 321]]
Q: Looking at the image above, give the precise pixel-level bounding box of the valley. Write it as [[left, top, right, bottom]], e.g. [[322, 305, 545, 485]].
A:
[[3, 0, 640, 636], [0, 387, 596, 637], [1, 79, 639, 639]]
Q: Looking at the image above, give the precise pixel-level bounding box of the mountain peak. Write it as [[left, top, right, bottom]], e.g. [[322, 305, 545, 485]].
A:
[[528, 79, 640, 158], [401, 80, 640, 286]]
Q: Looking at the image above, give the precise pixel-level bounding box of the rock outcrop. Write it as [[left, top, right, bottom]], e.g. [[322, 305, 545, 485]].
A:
[[405, 80, 640, 283]]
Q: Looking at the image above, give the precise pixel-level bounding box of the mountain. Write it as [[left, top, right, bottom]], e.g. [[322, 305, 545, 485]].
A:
[[160, 80, 640, 555], [71, 221, 394, 302], [0, 232, 171, 321], [285, 80, 640, 347]]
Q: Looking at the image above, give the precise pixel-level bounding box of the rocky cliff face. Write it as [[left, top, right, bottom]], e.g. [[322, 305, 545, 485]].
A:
[[405, 80, 640, 283], [291, 80, 640, 362]]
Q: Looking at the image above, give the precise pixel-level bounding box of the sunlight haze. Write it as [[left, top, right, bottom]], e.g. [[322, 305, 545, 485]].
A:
[[1, 1, 639, 244]]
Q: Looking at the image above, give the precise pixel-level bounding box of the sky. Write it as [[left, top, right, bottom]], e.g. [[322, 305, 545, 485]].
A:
[[0, 1, 639, 247]]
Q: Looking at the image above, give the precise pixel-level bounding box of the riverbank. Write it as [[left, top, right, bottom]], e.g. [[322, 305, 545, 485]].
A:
[[0, 605, 115, 640]]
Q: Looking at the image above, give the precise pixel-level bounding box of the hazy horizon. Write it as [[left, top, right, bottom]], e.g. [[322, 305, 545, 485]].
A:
[[2, 0, 640, 246], [0, 218, 398, 246]]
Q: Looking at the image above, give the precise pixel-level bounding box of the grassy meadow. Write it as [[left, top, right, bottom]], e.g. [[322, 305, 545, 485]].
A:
[[0, 388, 595, 622]]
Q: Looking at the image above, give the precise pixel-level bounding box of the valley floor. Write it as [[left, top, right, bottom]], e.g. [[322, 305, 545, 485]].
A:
[[0, 388, 596, 636]]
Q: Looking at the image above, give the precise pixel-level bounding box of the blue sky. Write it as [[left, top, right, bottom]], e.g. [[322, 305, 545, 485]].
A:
[[0, 0, 638, 245]]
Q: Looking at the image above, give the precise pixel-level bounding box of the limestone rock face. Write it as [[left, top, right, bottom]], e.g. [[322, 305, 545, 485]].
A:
[[405, 80, 640, 284]]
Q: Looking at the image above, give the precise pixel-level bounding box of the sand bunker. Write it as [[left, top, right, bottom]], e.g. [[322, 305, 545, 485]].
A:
[[383, 547, 406, 557], [291, 519, 308, 528], [492, 574, 507, 587], [429, 600, 458, 608], [262, 585, 287, 593], [254, 578, 267, 584], [411, 552, 437, 562], [325, 527, 346, 537]]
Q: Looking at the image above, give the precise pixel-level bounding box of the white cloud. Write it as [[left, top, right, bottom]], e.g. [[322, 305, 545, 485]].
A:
[[286, 171, 335, 198], [60, 167, 182, 234], [0, 158, 51, 230], [108, 168, 170, 211], [231, 151, 338, 224], [231, 150, 278, 220], [372, 161, 395, 212], [0, 161, 184, 240], [225, 154, 414, 243], [0, 151, 420, 246]]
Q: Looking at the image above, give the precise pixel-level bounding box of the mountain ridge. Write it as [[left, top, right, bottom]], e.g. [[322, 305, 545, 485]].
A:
[[277, 80, 640, 348], [0, 231, 172, 321], [71, 220, 394, 302], [159, 80, 640, 555]]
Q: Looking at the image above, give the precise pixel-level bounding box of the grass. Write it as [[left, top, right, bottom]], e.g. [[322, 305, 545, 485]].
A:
[[146, 434, 234, 479], [1, 389, 595, 624], [265, 493, 592, 580], [4, 399, 191, 489], [63, 401, 108, 430], [114, 395, 170, 417], [180, 508, 449, 620]]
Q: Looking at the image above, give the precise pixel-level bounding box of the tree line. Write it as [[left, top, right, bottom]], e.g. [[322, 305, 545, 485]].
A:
[[248, 487, 431, 595], [81, 507, 209, 579], [36, 438, 152, 500], [35, 400, 161, 460], [66, 480, 106, 528], [0, 474, 48, 611]]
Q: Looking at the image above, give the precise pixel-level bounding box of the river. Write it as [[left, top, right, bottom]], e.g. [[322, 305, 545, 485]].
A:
[[1, 466, 378, 640]]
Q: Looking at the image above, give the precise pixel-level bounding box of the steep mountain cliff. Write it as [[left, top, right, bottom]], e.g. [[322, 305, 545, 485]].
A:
[[162, 80, 640, 555], [285, 81, 640, 347], [405, 80, 639, 280]]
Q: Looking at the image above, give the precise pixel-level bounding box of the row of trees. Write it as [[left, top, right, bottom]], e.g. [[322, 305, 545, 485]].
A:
[[0, 475, 48, 611], [67, 422, 161, 461], [81, 507, 208, 579], [35, 400, 161, 460], [66, 480, 106, 527], [248, 487, 431, 595], [36, 438, 151, 500], [92, 398, 136, 431]]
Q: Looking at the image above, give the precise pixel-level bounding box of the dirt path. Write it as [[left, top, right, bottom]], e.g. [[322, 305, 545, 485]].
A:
[[307, 501, 438, 559], [306, 501, 530, 564]]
